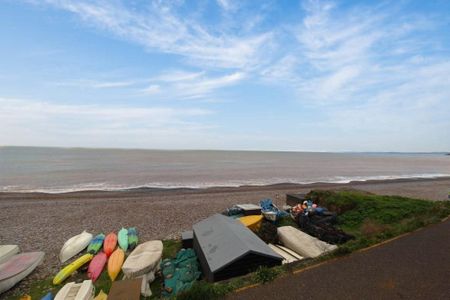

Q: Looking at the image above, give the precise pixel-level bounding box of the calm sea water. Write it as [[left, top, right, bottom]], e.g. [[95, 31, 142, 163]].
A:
[[1, 146, 449, 193]]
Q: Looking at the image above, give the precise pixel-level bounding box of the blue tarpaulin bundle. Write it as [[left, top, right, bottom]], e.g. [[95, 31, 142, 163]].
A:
[[260, 198, 288, 221]]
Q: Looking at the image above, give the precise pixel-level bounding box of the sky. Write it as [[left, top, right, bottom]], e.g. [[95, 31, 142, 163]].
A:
[[0, 0, 449, 152]]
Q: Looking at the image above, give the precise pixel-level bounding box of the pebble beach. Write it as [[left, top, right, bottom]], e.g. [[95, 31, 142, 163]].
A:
[[1, 177, 449, 298]]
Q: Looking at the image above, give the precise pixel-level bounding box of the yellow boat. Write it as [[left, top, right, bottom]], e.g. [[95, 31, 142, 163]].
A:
[[108, 248, 125, 281], [53, 253, 93, 285], [94, 289, 108, 300], [239, 215, 263, 232]]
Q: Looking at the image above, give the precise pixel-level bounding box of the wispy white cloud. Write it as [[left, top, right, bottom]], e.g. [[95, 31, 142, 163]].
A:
[[35, 0, 271, 69], [55, 79, 137, 89], [142, 71, 245, 100]]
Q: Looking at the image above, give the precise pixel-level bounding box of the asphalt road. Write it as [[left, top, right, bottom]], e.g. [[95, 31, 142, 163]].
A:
[[229, 219, 450, 300]]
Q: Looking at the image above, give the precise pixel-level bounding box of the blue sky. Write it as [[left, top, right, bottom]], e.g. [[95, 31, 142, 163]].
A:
[[1, 0, 449, 151]]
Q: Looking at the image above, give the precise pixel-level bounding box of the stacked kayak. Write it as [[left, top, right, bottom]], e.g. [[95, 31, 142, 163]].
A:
[[103, 233, 117, 257], [59, 231, 93, 263], [0, 252, 45, 293], [108, 248, 125, 281], [87, 252, 107, 283], [128, 227, 138, 251], [54, 280, 94, 300], [87, 234, 105, 255], [0, 245, 20, 264], [118, 228, 128, 252], [53, 254, 93, 285]]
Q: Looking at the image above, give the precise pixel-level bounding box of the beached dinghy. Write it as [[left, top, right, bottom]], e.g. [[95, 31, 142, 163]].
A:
[[103, 233, 117, 257], [54, 280, 95, 300], [0, 245, 20, 264], [118, 228, 128, 252], [87, 234, 105, 255], [0, 252, 45, 293], [108, 248, 125, 281], [277, 226, 337, 258], [128, 227, 138, 250], [87, 252, 107, 283], [122, 240, 163, 278], [53, 254, 93, 285], [59, 231, 93, 263]]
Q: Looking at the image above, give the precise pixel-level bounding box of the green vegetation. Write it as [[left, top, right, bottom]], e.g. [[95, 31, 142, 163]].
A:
[[13, 190, 450, 299], [252, 266, 280, 284], [309, 190, 450, 253]]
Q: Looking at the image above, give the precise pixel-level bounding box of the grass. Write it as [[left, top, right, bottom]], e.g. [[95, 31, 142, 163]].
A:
[[12, 190, 450, 299]]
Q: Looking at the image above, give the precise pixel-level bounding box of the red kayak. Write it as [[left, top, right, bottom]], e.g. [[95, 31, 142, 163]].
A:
[[103, 233, 117, 257], [87, 252, 107, 282]]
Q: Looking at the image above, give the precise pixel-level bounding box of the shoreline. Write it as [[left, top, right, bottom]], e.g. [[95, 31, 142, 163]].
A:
[[2, 176, 450, 198]]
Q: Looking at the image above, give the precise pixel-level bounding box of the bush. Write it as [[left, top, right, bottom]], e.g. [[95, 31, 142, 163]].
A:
[[253, 266, 279, 284]]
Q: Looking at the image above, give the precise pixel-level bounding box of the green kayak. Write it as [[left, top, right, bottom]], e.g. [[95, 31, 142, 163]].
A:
[[87, 233, 105, 254], [118, 228, 128, 251], [128, 227, 138, 250]]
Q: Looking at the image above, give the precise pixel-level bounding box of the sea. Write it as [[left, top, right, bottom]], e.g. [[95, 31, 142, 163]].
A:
[[1, 146, 449, 193]]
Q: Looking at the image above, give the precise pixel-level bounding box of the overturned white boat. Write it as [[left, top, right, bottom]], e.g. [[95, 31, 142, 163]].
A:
[[122, 240, 163, 297], [0, 245, 20, 265], [277, 226, 338, 258], [0, 252, 45, 293], [122, 240, 163, 278], [55, 280, 95, 300], [59, 231, 93, 263]]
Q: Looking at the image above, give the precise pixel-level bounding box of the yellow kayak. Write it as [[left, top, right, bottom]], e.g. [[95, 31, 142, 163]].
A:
[[108, 248, 125, 281], [53, 253, 93, 285], [239, 215, 263, 232], [94, 289, 108, 300], [20, 296, 31, 300]]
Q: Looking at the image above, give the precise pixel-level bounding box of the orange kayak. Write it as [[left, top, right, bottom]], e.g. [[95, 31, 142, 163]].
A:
[[103, 233, 117, 257], [108, 248, 124, 281]]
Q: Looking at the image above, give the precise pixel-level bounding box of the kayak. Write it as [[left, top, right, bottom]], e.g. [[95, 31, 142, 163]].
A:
[[118, 228, 128, 252], [87, 252, 107, 283], [87, 233, 105, 255], [53, 253, 93, 285], [0, 252, 45, 293], [20, 296, 31, 300], [54, 280, 94, 300], [128, 227, 138, 250], [238, 215, 263, 232], [59, 231, 93, 263], [122, 240, 163, 278], [0, 245, 20, 264], [103, 233, 117, 257], [108, 248, 125, 281]]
